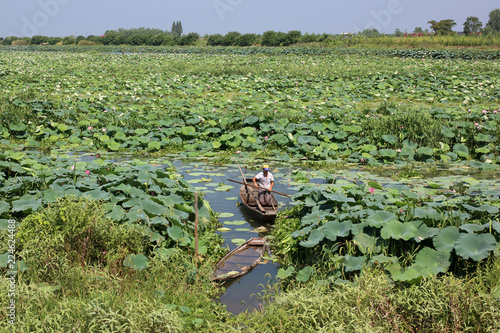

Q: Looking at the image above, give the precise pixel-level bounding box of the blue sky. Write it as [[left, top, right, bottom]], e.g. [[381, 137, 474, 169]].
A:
[[0, 0, 498, 37]]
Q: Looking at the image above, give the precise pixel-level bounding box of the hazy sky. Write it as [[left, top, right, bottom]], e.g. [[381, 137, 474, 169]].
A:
[[1, 0, 498, 37]]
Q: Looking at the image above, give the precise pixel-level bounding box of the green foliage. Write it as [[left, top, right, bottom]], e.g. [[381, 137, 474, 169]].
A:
[[428, 19, 457, 35], [242, 267, 500, 332], [15, 197, 147, 279], [463, 16, 483, 35], [486, 8, 500, 32]]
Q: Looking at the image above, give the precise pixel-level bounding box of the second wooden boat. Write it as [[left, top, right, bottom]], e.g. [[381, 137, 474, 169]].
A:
[[239, 178, 279, 222], [211, 237, 269, 282]]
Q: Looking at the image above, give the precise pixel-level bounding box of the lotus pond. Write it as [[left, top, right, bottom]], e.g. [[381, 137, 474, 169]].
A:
[[0, 48, 499, 331]]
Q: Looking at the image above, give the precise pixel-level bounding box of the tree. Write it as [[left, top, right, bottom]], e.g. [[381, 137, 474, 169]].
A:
[[394, 28, 404, 37], [1, 37, 18, 45], [179, 32, 199, 45], [207, 34, 224, 46], [360, 28, 380, 37], [222, 31, 241, 46], [413, 27, 424, 33], [31, 35, 48, 45], [463, 16, 483, 35], [235, 33, 258, 46], [428, 19, 456, 35], [485, 8, 500, 32]]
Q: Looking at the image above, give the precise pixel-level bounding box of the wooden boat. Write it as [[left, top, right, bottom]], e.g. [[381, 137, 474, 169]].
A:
[[211, 237, 269, 282], [239, 178, 279, 222]]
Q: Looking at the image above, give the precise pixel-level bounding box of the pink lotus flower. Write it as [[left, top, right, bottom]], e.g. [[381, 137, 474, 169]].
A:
[[102, 128, 106, 132], [88, 126, 93, 131], [368, 188, 375, 194], [264, 136, 268, 140], [85, 170, 90, 176], [70, 165, 75, 170]]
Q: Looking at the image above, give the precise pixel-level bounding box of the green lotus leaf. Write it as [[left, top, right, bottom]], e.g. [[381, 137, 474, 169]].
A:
[[416, 147, 434, 156], [123, 253, 149, 271], [382, 135, 397, 144], [296, 266, 314, 282], [297, 135, 312, 145], [141, 198, 167, 216], [167, 225, 185, 241], [381, 221, 418, 240], [299, 229, 324, 248], [321, 220, 352, 241], [276, 266, 295, 279], [369, 255, 398, 265], [368, 180, 383, 190], [269, 133, 289, 145], [454, 233, 497, 261], [379, 149, 397, 158], [218, 212, 234, 218], [333, 131, 348, 140], [12, 195, 42, 213], [243, 116, 259, 125], [353, 233, 381, 254], [453, 143, 469, 158], [361, 144, 377, 152], [135, 129, 148, 135], [413, 222, 439, 242], [477, 204, 499, 214], [231, 238, 246, 246], [460, 224, 487, 233], [83, 190, 109, 201], [413, 247, 451, 276], [148, 141, 162, 151], [322, 191, 355, 203], [391, 267, 422, 284], [10, 121, 26, 131], [224, 220, 246, 225], [366, 211, 398, 227], [433, 226, 460, 252], [474, 133, 492, 142], [343, 255, 367, 272], [441, 128, 455, 138], [0, 201, 10, 215]]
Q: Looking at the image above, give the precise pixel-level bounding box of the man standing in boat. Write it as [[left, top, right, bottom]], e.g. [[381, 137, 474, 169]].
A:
[[253, 165, 274, 206]]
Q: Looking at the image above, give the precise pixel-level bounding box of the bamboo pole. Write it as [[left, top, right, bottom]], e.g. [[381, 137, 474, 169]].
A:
[[194, 192, 198, 267], [227, 179, 291, 198], [237, 165, 266, 212]]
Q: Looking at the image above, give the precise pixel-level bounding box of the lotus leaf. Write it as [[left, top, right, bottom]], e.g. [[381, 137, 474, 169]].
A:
[[167, 225, 185, 241], [382, 135, 397, 144], [433, 226, 460, 252], [0, 201, 10, 215], [366, 211, 398, 227], [343, 255, 367, 272], [123, 253, 149, 271], [300, 229, 325, 248], [322, 220, 352, 241], [454, 233, 497, 261], [296, 266, 314, 282], [276, 266, 295, 279], [381, 221, 418, 240], [12, 195, 42, 213], [453, 143, 469, 158], [413, 247, 451, 276]]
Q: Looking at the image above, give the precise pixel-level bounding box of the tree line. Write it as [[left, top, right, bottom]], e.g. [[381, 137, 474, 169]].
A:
[[1, 9, 499, 46]]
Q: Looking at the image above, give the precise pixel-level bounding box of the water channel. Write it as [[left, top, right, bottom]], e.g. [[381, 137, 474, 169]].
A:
[[173, 161, 297, 314]]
